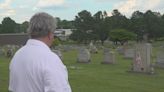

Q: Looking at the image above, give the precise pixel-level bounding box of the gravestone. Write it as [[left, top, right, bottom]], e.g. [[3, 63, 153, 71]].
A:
[[117, 47, 124, 54], [89, 42, 98, 54], [3, 45, 15, 58], [77, 48, 91, 63], [131, 43, 154, 74], [124, 49, 135, 59], [52, 49, 63, 60], [155, 51, 164, 68], [1, 48, 6, 56], [63, 45, 71, 52], [6, 48, 13, 57], [102, 48, 115, 64], [117, 43, 128, 55]]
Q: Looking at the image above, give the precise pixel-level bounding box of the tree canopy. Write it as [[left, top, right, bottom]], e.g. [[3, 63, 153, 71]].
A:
[[1, 17, 17, 33], [109, 29, 136, 45], [1, 9, 164, 44]]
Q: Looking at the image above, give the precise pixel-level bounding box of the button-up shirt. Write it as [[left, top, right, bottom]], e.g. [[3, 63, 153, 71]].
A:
[[9, 39, 72, 92]]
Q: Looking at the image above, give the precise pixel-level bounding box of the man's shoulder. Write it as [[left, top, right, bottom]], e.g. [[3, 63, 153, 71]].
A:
[[48, 51, 60, 60]]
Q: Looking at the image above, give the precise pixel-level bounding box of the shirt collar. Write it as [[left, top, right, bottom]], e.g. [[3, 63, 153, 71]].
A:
[[26, 39, 51, 51]]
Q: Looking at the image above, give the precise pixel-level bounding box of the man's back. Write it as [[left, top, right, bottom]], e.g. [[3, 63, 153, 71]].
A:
[[9, 39, 71, 92]]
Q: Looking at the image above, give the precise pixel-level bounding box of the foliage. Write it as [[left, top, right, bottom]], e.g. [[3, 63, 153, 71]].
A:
[[130, 10, 164, 41], [0, 9, 164, 43], [57, 17, 74, 29], [70, 29, 88, 43], [0, 24, 2, 32], [143, 10, 163, 40], [93, 11, 109, 45], [0, 17, 29, 33], [110, 9, 130, 29], [71, 10, 94, 43], [130, 11, 145, 41], [74, 10, 93, 30], [109, 29, 136, 45], [71, 9, 131, 45], [20, 21, 29, 33], [1, 17, 17, 33], [52, 37, 61, 48]]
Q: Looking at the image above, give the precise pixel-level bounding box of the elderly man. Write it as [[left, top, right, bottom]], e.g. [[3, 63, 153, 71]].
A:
[[9, 12, 72, 92]]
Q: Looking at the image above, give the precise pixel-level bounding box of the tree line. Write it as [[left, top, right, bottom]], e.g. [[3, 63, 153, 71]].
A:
[[0, 17, 29, 33], [0, 9, 164, 45], [70, 9, 164, 45]]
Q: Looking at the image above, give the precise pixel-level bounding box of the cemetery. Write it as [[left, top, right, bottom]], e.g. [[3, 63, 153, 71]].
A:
[[1, 41, 164, 92], [1, 2, 164, 91]]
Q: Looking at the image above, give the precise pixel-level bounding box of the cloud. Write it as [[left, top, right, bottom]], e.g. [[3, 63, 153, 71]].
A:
[[0, 9, 15, 16], [33, 0, 72, 11], [0, 0, 12, 9], [19, 5, 29, 9], [36, 0, 65, 8], [113, 0, 137, 16], [0, 0, 16, 16], [95, 0, 126, 2], [108, 0, 164, 17]]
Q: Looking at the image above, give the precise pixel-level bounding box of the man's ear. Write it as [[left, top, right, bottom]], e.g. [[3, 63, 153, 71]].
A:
[[47, 32, 51, 40], [48, 32, 54, 40]]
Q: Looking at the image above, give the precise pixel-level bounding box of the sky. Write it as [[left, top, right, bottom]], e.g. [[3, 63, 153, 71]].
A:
[[0, 0, 164, 23]]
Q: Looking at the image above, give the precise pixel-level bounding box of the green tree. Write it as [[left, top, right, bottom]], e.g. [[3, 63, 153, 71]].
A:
[[70, 29, 86, 43], [56, 17, 61, 28], [74, 10, 93, 30], [110, 9, 130, 29], [0, 24, 2, 33], [109, 29, 136, 45], [20, 21, 29, 33], [161, 14, 164, 38], [1, 17, 17, 33], [143, 10, 162, 40], [72, 10, 94, 43], [57, 17, 74, 29], [130, 11, 145, 41], [93, 11, 108, 45], [52, 37, 61, 47]]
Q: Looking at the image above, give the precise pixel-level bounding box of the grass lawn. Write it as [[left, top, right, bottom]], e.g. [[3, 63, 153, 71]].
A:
[[0, 56, 10, 92], [1, 49, 164, 92]]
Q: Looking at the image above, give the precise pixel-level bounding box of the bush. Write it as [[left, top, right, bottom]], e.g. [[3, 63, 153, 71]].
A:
[[52, 38, 60, 47]]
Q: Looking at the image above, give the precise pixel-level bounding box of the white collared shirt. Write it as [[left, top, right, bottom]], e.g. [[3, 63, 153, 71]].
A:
[[9, 39, 72, 92]]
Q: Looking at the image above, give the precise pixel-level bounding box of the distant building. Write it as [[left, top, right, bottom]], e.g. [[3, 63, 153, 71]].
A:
[[54, 29, 72, 41], [0, 29, 73, 46]]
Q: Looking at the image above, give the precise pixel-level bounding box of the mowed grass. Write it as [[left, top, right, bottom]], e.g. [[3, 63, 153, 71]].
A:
[[1, 49, 164, 92], [0, 56, 10, 92]]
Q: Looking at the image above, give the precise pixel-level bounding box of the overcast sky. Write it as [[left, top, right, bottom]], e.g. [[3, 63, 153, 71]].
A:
[[0, 0, 164, 23]]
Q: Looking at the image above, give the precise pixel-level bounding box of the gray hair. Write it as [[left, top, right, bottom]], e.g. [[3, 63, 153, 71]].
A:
[[27, 12, 57, 38]]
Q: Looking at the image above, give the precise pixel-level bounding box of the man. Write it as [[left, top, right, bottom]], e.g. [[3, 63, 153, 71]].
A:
[[9, 12, 72, 92]]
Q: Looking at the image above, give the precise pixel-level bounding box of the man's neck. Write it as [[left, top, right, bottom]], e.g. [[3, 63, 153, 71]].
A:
[[35, 38, 50, 47]]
